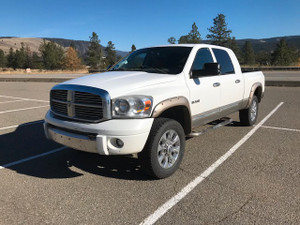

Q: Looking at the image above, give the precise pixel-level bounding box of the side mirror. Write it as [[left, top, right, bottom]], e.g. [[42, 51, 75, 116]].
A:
[[191, 63, 221, 78]]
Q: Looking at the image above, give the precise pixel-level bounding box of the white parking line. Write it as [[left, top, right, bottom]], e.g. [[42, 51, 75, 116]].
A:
[[0, 94, 49, 103], [0, 105, 49, 115], [0, 120, 44, 131], [139, 102, 284, 225], [261, 125, 300, 133], [0, 99, 25, 104], [0, 147, 67, 170]]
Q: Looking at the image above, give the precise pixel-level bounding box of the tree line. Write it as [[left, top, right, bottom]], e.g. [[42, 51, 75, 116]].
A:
[[0, 33, 136, 70], [168, 14, 299, 66]]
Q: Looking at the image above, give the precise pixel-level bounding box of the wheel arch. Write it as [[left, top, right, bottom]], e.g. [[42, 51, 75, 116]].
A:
[[151, 97, 192, 135], [246, 82, 263, 108]]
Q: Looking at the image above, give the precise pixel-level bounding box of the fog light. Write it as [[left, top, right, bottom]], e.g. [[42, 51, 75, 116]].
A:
[[116, 139, 124, 148]]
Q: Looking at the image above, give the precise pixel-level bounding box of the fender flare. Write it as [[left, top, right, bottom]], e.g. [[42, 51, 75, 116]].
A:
[[245, 82, 263, 108]]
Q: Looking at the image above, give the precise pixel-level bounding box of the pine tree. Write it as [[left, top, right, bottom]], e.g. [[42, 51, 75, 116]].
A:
[[187, 22, 201, 43], [168, 37, 176, 44], [228, 37, 241, 62], [7, 48, 16, 69], [242, 41, 256, 65], [63, 46, 83, 70], [39, 40, 64, 70], [178, 35, 189, 44], [0, 49, 7, 68], [207, 14, 232, 46], [14, 43, 27, 69], [130, 44, 137, 53], [272, 39, 298, 66], [105, 41, 117, 66], [86, 32, 102, 69]]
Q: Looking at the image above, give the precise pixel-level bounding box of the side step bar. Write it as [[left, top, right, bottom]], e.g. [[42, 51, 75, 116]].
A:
[[187, 117, 233, 137]]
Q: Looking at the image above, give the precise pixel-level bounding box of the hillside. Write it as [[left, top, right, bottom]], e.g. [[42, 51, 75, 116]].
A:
[[0, 37, 128, 58]]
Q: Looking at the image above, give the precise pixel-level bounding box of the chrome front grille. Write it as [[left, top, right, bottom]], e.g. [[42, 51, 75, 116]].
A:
[[50, 85, 110, 123]]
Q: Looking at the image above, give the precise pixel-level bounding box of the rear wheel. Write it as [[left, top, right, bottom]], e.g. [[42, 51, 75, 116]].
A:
[[239, 95, 259, 126], [139, 118, 185, 179]]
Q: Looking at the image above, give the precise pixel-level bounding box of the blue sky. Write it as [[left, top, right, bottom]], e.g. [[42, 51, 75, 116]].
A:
[[1, 0, 299, 51]]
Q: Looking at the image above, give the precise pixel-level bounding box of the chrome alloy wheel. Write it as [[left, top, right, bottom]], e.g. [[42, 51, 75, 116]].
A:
[[157, 129, 181, 169], [250, 100, 258, 121]]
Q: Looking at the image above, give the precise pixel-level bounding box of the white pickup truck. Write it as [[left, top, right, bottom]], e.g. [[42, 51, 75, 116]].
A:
[[44, 44, 265, 179]]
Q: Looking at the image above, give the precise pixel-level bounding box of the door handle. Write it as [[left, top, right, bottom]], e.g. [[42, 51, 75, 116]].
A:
[[213, 82, 220, 87], [235, 79, 241, 84]]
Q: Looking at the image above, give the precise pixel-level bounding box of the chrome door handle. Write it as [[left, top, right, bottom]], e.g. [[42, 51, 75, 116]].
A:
[[235, 79, 241, 84], [213, 82, 220, 87]]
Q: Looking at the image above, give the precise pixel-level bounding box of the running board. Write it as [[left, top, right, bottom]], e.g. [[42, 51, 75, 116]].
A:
[[187, 117, 233, 137]]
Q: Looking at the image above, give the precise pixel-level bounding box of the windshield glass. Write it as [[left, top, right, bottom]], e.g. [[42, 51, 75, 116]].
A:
[[110, 47, 192, 75]]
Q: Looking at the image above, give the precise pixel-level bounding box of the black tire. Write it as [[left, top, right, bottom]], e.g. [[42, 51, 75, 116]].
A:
[[139, 118, 185, 179], [239, 95, 259, 126]]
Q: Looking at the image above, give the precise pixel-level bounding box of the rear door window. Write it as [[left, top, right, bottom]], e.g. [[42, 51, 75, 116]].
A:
[[212, 49, 235, 75]]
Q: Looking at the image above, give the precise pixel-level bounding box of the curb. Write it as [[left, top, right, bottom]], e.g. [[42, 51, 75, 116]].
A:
[[1, 78, 300, 87]]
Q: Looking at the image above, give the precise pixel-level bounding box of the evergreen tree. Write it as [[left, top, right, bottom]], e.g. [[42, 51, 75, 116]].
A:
[[227, 37, 241, 62], [31, 52, 43, 69], [105, 41, 117, 66], [86, 32, 102, 69], [63, 46, 83, 70], [14, 43, 27, 68], [130, 44, 137, 53], [187, 22, 201, 43], [256, 51, 272, 66], [242, 41, 255, 65], [178, 35, 189, 44], [168, 37, 176, 44], [7, 48, 16, 69], [207, 14, 232, 46], [39, 40, 64, 70], [272, 39, 298, 66], [0, 49, 7, 68]]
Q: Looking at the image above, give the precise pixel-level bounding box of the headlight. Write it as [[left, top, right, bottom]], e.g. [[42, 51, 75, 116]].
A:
[[112, 96, 153, 118]]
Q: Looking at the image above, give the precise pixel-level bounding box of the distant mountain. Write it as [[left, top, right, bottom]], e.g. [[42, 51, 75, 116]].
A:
[[234, 35, 300, 52], [44, 38, 129, 58]]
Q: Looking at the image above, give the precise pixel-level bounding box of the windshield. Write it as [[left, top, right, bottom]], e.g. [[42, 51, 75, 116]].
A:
[[110, 47, 192, 75]]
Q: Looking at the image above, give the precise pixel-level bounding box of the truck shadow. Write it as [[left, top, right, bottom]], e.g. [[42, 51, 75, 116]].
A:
[[0, 121, 150, 181]]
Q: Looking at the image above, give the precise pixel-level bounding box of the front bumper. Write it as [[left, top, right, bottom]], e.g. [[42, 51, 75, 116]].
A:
[[44, 111, 154, 155]]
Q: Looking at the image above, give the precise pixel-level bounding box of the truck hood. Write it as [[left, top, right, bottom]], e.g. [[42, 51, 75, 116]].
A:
[[61, 71, 178, 98]]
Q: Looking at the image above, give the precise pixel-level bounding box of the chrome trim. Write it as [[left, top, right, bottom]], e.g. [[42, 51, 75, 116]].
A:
[[51, 84, 111, 123]]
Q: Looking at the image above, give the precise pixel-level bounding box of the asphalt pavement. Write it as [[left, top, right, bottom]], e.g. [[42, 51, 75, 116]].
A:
[[0, 82, 299, 224]]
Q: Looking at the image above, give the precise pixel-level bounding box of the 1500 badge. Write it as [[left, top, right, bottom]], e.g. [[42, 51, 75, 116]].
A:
[[191, 99, 200, 104]]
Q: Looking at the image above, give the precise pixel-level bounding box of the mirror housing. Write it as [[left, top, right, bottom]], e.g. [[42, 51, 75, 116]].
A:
[[191, 63, 221, 78]]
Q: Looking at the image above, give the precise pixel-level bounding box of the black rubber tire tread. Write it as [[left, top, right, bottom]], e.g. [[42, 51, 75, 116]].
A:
[[239, 95, 259, 126], [139, 118, 185, 179]]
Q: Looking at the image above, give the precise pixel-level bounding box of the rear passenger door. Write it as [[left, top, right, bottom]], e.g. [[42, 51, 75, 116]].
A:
[[212, 48, 244, 113]]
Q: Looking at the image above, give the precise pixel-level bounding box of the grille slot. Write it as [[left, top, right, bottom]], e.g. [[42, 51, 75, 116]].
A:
[[50, 88, 106, 122]]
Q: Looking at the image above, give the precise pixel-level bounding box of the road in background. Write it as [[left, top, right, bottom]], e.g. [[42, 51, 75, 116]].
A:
[[0, 82, 299, 224]]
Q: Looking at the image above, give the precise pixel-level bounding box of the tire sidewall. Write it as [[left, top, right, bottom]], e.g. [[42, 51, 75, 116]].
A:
[[149, 119, 185, 178], [248, 96, 259, 126]]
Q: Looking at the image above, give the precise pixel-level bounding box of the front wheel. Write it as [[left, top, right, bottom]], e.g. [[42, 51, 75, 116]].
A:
[[239, 95, 259, 126], [139, 118, 185, 179]]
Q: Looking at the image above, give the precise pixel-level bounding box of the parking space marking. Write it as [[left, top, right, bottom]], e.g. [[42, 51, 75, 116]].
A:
[[0, 99, 25, 104], [0, 120, 44, 131], [0, 105, 49, 115], [139, 102, 284, 225], [261, 125, 300, 133], [0, 147, 67, 170], [0, 94, 49, 103]]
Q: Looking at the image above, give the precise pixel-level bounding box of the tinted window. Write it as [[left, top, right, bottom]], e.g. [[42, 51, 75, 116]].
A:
[[191, 48, 214, 71], [111, 47, 192, 75], [212, 49, 235, 75]]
